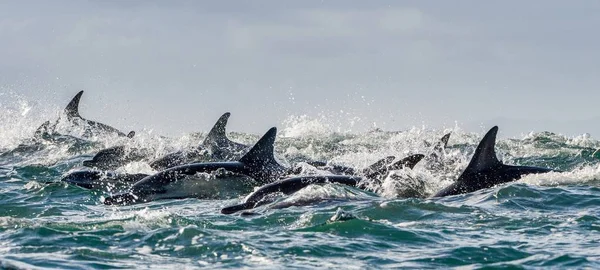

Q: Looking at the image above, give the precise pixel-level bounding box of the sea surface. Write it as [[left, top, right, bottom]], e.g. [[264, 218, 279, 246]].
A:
[[1, 100, 600, 269]]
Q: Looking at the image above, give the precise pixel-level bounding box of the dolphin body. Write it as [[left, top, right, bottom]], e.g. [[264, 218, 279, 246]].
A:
[[64, 112, 251, 189], [61, 170, 148, 191], [297, 133, 450, 176], [81, 112, 248, 171], [102, 127, 287, 205], [82, 145, 150, 171], [220, 175, 363, 214], [295, 156, 396, 177], [433, 126, 557, 197], [221, 154, 425, 214], [67, 113, 390, 191], [35, 91, 135, 139]]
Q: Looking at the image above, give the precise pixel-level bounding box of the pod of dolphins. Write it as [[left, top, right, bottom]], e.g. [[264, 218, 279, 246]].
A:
[[39, 91, 561, 215]]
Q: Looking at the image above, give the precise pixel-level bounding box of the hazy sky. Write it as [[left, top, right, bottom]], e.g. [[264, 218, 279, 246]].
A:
[[1, 1, 599, 138]]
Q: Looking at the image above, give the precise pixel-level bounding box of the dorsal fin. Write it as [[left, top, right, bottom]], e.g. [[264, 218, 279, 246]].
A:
[[202, 112, 233, 147], [388, 154, 425, 170], [440, 132, 451, 148], [65, 90, 84, 119], [239, 127, 280, 168], [126, 131, 135, 138], [464, 126, 502, 173], [432, 132, 451, 153]]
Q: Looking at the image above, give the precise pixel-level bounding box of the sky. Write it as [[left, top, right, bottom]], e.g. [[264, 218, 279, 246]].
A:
[[1, 1, 599, 138]]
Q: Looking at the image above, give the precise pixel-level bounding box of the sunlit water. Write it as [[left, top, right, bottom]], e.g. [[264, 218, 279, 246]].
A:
[[1, 97, 600, 269]]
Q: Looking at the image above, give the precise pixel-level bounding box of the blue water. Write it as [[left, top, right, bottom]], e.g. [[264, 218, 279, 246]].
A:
[[1, 108, 600, 268]]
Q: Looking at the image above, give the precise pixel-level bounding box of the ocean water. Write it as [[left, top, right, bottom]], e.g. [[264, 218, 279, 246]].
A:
[[1, 98, 600, 269]]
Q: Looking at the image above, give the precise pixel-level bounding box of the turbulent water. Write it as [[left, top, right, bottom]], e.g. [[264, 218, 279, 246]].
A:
[[2, 98, 600, 269]]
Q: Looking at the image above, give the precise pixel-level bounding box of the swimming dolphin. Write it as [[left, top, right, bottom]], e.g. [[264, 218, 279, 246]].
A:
[[82, 145, 151, 170], [82, 112, 248, 171], [295, 156, 396, 176], [221, 175, 363, 214], [35, 91, 135, 139], [149, 112, 249, 170], [433, 126, 557, 197], [103, 127, 287, 205], [64, 113, 262, 190], [70, 153, 403, 193], [221, 154, 425, 214], [299, 133, 449, 177]]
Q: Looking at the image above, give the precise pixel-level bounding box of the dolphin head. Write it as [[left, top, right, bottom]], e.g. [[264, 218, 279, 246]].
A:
[[103, 193, 142, 206]]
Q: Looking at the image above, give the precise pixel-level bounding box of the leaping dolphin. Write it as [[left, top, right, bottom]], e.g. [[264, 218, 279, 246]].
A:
[[35, 91, 135, 139], [103, 127, 287, 205], [433, 126, 558, 197]]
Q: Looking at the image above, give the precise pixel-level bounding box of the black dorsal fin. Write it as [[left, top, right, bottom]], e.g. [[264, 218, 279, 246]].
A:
[[239, 127, 281, 168], [65, 90, 84, 119], [126, 131, 135, 138], [463, 126, 502, 173], [388, 154, 425, 170], [202, 112, 234, 147]]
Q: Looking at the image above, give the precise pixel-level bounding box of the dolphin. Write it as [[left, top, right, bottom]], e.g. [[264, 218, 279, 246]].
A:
[[363, 155, 423, 180], [149, 112, 249, 170], [64, 112, 260, 190], [298, 134, 449, 177], [81, 112, 248, 171], [433, 126, 557, 197], [103, 127, 287, 205], [295, 156, 396, 176], [35, 91, 135, 139], [221, 175, 363, 214], [71, 146, 395, 192], [221, 154, 425, 214], [82, 145, 151, 170]]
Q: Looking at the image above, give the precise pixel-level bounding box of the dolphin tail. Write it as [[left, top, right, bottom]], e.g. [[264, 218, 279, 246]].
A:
[[65, 90, 84, 119], [239, 127, 286, 182]]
